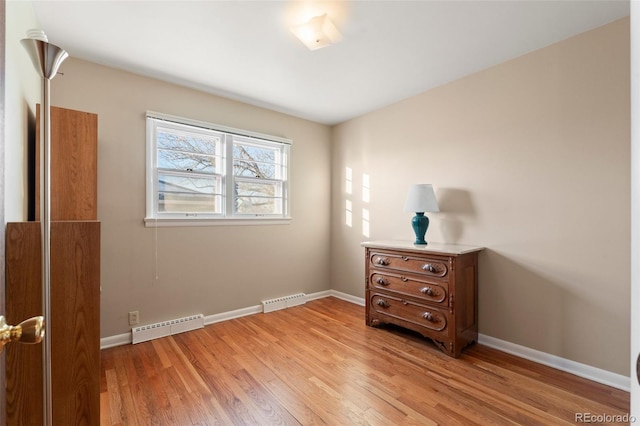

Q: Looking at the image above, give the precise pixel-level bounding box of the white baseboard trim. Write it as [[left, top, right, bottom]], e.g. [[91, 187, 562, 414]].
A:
[[306, 289, 332, 301], [100, 292, 629, 392], [200, 290, 364, 325], [101, 332, 131, 349], [479, 333, 630, 392], [204, 304, 262, 325], [100, 290, 345, 349], [327, 289, 365, 306]]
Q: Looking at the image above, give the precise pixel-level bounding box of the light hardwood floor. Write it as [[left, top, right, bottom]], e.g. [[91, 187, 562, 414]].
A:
[[100, 297, 629, 425]]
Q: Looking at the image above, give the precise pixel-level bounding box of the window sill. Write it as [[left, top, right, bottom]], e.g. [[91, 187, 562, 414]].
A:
[[144, 217, 292, 227]]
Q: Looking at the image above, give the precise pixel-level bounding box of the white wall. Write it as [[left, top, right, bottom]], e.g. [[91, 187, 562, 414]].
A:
[[3, 3, 40, 419]]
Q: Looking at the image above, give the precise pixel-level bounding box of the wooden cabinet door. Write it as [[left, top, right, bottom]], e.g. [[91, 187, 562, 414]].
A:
[[35, 105, 98, 221], [5, 221, 101, 425]]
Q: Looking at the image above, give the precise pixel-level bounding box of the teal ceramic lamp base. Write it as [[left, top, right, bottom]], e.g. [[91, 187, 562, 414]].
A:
[[411, 212, 429, 245]]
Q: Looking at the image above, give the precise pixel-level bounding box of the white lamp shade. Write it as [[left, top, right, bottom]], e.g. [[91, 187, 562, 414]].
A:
[[404, 184, 440, 213]]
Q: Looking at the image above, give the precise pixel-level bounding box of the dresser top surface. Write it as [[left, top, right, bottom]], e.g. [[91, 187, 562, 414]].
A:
[[361, 240, 484, 255]]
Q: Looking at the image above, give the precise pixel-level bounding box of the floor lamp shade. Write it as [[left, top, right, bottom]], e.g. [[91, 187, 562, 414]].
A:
[[21, 36, 69, 80], [404, 184, 439, 245]]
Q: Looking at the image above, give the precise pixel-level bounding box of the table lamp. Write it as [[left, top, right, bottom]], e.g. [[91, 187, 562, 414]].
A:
[[403, 184, 439, 245]]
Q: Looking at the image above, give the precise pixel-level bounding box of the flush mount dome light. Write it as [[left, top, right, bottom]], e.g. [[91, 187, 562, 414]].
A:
[[291, 13, 342, 51]]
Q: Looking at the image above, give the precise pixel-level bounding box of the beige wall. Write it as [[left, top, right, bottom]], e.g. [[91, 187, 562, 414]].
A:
[[331, 18, 630, 375], [5, 0, 40, 221], [51, 59, 332, 338], [3, 6, 40, 418]]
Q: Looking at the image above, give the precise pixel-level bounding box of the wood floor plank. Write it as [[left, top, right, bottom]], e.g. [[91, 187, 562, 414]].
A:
[[100, 297, 629, 425]]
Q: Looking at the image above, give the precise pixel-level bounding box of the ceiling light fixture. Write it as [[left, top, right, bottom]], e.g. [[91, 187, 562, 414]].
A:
[[291, 14, 342, 51]]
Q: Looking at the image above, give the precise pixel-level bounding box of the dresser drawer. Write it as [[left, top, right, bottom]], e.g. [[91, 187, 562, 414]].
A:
[[369, 271, 448, 306], [369, 251, 448, 280], [369, 293, 448, 333]]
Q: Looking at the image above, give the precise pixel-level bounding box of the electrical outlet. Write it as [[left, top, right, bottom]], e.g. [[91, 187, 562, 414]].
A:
[[129, 311, 139, 326]]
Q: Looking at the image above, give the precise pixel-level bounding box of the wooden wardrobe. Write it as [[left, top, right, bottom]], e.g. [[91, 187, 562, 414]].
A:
[[5, 106, 100, 424]]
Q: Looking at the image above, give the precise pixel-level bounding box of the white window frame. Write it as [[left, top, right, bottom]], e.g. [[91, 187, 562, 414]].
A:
[[145, 111, 291, 227]]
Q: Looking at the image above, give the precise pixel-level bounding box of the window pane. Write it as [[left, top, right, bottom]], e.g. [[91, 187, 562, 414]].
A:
[[235, 180, 280, 197], [235, 196, 281, 215], [233, 143, 278, 178], [157, 128, 220, 173], [233, 160, 276, 178], [158, 173, 221, 214], [234, 181, 282, 214], [159, 174, 218, 195], [157, 129, 219, 153], [159, 192, 221, 213], [158, 149, 217, 173]]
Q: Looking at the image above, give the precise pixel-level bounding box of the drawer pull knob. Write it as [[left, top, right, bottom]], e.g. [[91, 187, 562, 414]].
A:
[[420, 287, 434, 296], [423, 263, 436, 273], [422, 312, 434, 322], [376, 299, 390, 308], [402, 256, 409, 261], [375, 277, 389, 286], [375, 257, 390, 266], [401, 276, 409, 282]]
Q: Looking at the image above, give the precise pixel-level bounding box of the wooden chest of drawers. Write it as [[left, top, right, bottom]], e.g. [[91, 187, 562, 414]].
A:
[[362, 241, 483, 358]]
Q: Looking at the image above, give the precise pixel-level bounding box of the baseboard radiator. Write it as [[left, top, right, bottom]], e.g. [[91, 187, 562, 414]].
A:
[[262, 293, 307, 313], [132, 314, 204, 344]]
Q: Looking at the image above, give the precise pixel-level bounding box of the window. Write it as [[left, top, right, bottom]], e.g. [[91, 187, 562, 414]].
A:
[[146, 112, 291, 226]]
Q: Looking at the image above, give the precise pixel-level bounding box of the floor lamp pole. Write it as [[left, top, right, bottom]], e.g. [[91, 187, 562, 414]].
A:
[[21, 31, 68, 426]]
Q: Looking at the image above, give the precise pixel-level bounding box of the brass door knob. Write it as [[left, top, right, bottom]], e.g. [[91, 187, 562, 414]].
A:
[[0, 315, 45, 353]]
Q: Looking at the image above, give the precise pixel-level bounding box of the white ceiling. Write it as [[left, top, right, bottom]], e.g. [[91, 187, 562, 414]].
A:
[[32, 1, 630, 125]]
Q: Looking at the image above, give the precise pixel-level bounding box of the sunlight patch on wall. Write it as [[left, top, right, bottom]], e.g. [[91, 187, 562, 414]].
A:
[[344, 167, 370, 235], [362, 173, 370, 237], [362, 208, 370, 238], [345, 167, 353, 227], [362, 173, 370, 203]]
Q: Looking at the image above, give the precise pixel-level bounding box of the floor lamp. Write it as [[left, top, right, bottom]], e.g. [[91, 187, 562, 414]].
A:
[[21, 29, 69, 426]]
